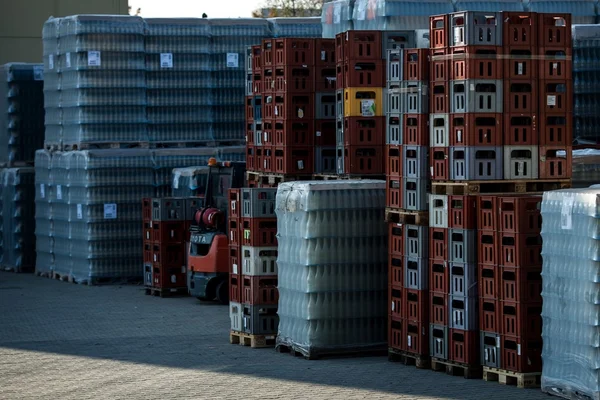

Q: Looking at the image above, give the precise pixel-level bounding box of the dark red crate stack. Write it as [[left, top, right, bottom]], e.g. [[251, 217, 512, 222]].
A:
[[477, 195, 543, 374], [142, 197, 188, 296]]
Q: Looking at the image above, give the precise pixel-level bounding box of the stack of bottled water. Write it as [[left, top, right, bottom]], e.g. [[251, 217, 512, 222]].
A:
[[43, 18, 62, 147], [540, 187, 600, 400], [573, 24, 600, 143], [171, 166, 210, 197], [57, 15, 147, 147], [321, 0, 355, 38], [350, 0, 454, 31], [0, 167, 36, 272], [145, 18, 213, 144], [0, 63, 45, 165], [275, 180, 388, 358], [34, 150, 54, 276], [268, 17, 322, 38], [209, 19, 270, 143], [526, 0, 598, 24]]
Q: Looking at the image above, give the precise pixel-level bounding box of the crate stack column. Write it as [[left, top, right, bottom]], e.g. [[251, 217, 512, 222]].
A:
[[245, 45, 262, 173], [228, 188, 242, 322], [335, 31, 385, 176], [314, 39, 337, 175]]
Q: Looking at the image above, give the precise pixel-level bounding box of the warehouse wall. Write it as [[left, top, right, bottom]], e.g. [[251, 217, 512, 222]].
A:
[[0, 0, 129, 64]]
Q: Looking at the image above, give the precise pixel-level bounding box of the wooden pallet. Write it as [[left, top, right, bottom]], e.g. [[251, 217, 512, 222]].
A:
[[277, 343, 386, 360], [230, 331, 276, 348], [62, 142, 150, 151], [35, 270, 52, 278], [44, 143, 61, 152], [385, 208, 429, 226], [482, 367, 541, 388], [542, 385, 600, 400], [144, 287, 189, 297], [431, 357, 482, 379], [246, 171, 312, 187], [312, 173, 386, 181], [388, 348, 430, 369], [150, 140, 244, 149], [431, 179, 571, 195], [52, 271, 73, 283]]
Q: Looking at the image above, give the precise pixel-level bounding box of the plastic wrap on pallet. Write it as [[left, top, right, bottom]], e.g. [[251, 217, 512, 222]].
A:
[[0, 167, 36, 272], [526, 1, 597, 24], [34, 150, 54, 275], [171, 166, 209, 197], [321, 0, 355, 38], [454, 0, 524, 12], [540, 187, 600, 399], [275, 180, 387, 358], [268, 18, 322, 38], [572, 149, 600, 188], [0, 63, 45, 165], [573, 24, 600, 143], [353, 0, 453, 31]]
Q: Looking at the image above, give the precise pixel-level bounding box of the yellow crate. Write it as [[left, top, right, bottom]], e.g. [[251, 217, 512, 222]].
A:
[[344, 87, 384, 117]]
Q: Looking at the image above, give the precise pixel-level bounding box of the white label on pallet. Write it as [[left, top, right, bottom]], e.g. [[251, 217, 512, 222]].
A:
[[321, 51, 326, 61], [430, 166, 434, 178], [517, 344, 522, 356], [547, 95, 557, 106], [88, 51, 101, 66], [171, 275, 177, 283], [233, 263, 238, 274], [391, 301, 395, 312], [453, 27, 462, 44], [33, 66, 44, 81], [553, 62, 558, 70], [264, 131, 268, 142], [77, 204, 83, 219], [297, 160, 305, 170], [274, 107, 279, 116], [561, 194, 574, 230], [40, 184, 45, 198], [160, 53, 173, 68], [407, 335, 412, 347], [56, 185, 62, 200], [66, 52, 71, 68], [243, 316, 248, 329], [231, 201, 236, 211], [456, 129, 462, 142], [227, 53, 239, 68], [298, 108, 304, 118], [104, 203, 117, 219], [517, 62, 524, 75], [49, 54, 54, 70], [469, 83, 475, 91], [361, 100, 375, 117]]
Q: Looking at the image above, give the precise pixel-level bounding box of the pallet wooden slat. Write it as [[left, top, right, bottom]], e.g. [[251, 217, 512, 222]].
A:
[[483, 366, 541, 389], [431, 357, 482, 379], [385, 207, 429, 226], [144, 287, 189, 298], [230, 330, 276, 348], [542, 386, 600, 400], [388, 348, 430, 369], [431, 179, 571, 196]]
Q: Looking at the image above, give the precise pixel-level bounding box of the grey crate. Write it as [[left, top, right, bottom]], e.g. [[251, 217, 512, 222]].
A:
[[241, 246, 278, 276], [403, 178, 429, 211], [316, 92, 336, 120], [246, 73, 253, 96], [242, 304, 279, 335], [152, 197, 185, 221], [430, 114, 450, 147], [449, 228, 477, 264], [450, 80, 503, 113], [430, 324, 449, 360], [405, 225, 428, 259], [185, 197, 205, 220], [386, 113, 402, 145], [401, 81, 429, 114], [336, 89, 344, 121], [230, 301, 243, 332], [387, 89, 401, 114], [450, 262, 477, 297], [404, 257, 428, 290], [481, 331, 501, 368], [315, 146, 336, 174], [144, 263, 152, 287], [336, 146, 344, 174], [450, 146, 503, 181], [450, 11, 502, 47], [449, 295, 478, 331], [503, 145, 539, 180], [253, 121, 264, 146], [386, 49, 403, 86], [429, 194, 448, 228], [242, 188, 276, 218], [246, 46, 253, 72], [383, 31, 416, 56], [403, 145, 428, 179]]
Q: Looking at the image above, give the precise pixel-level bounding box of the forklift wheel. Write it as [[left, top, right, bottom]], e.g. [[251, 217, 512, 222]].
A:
[[216, 280, 229, 305]]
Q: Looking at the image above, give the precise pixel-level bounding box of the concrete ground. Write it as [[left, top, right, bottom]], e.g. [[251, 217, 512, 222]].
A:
[[0, 273, 549, 400]]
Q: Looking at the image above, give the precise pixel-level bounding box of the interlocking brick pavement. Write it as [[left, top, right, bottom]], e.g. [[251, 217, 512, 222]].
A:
[[0, 273, 549, 400]]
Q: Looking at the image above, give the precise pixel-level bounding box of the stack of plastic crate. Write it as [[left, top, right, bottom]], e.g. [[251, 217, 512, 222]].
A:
[[478, 195, 544, 377], [314, 39, 337, 175], [142, 197, 189, 296], [34, 149, 54, 277], [229, 188, 279, 347], [335, 31, 385, 176]]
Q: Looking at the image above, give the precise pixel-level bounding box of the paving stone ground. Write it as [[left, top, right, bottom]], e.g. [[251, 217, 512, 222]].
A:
[[0, 273, 549, 400]]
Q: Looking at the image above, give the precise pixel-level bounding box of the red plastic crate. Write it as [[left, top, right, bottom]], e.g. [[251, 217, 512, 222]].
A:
[[540, 114, 572, 146], [500, 232, 542, 268], [229, 189, 241, 220], [262, 39, 274, 67], [406, 320, 429, 356], [450, 329, 480, 366], [503, 114, 537, 146], [274, 146, 314, 175], [315, 120, 336, 147], [430, 259, 449, 294], [430, 227, 448, 261], [540, 80, 572, 114], [274, 38, 315, 66], [246, 145, 256, 172], [501, 301, 543, 339], [252, 71, 263, 95], [390, 286, 404, 319], [478, 230, 498, 266], [143, 220, 186, 244], [502, 12, 537, 47], [389, 222, 404, 257], [264, 93, 314, 120], [262, 147, 274, 173], [315, 38, 336, 66], [273, 66, 315, 93], [143, 198, 152, 222], [450, 113, 503, 147], [246, 96, 255, 122], [145, 243, 185, 266], [343, 146, 384, 175], [152, 264, 187, 289], [430, 15, 449, 49], [431, 83, 449, 114], [430, 292, 448, 326], [479, 264, 500, 300], [539, 146, 572, 179], [504, 80, 537, 113], [262, 67, 274, 93], [341, 60, 385, 88], [254, 147, 264, 173], [404, 48, 430, 81], [500, 266, 542, 303], [480, 299, 501, 333], [343, 117, 385, 146], [499, 195, 542, 234], [230, 273, 242, 304], [538, 13, 572, 48], [431, 147, 449, 181], [229, 245, 240, 274], [241, 217, 277, 247], [341, 30, 382, 61], [477, 195, 499, 231], [539, 48, 572, 80], [449, 195, 477, 229], [246, 122, 255, 145], [315, 65, 337, 91], [451, 46, 502, 80], [386, 145, 402, 178], [387, 177, 402, 208], [501, 335, 542, 373], [252, 45, 262, 72], [273, 120, 314, 147], [389, 316, 406, 351], [404, 114, 429, 146], [503, 47, 538, 80], [404, 288, 428, 323], [242, 275, 279, 305], [389, 254, 403, 287], [430, 49, 449, 83]]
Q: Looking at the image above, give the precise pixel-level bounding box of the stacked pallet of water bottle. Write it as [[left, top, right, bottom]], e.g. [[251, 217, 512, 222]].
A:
[[228, 188, 279, 348]]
